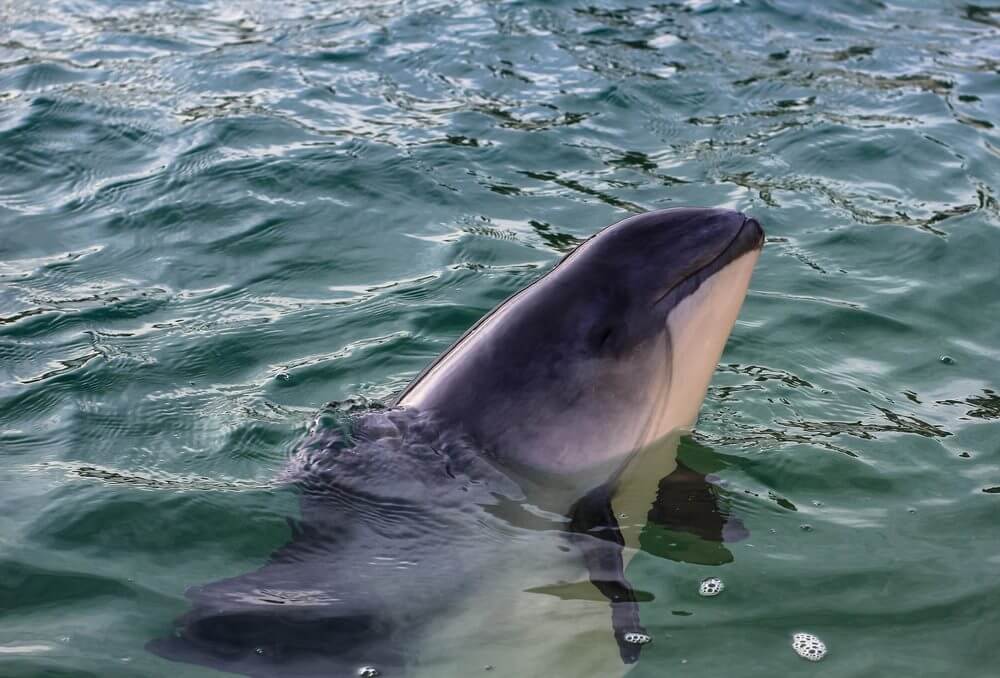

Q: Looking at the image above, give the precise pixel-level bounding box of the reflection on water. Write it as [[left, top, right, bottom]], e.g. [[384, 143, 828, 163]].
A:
[[640, 439, 747, 566]]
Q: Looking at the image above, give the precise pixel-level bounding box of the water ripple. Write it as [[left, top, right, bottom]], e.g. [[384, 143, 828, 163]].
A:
[[1, 0, 998, 675]]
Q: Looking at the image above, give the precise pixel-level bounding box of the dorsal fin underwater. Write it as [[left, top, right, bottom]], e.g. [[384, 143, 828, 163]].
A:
[[148, 207, 764, 677]]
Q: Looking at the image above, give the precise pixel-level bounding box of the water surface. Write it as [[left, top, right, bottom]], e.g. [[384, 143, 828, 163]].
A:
[[1, 0, 999, 676]]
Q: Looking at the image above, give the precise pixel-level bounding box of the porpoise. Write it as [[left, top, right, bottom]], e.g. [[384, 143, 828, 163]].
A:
[[149, 207, 764, 677]]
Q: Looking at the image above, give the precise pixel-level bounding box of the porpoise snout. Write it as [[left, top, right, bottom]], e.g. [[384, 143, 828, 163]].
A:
[[729, 212, 765, 257], [740, 215, 765, 245]]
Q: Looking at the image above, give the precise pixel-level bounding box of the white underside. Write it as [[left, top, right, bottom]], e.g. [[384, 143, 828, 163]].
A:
[[639, 248, 760, 448], [616, 248, 759, 547], [412, 535, 629, 678]]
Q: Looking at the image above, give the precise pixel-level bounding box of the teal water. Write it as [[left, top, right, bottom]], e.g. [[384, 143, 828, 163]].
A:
[[2, 0, 999, 676]]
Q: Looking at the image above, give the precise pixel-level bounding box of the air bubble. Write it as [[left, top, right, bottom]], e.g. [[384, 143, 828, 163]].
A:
[[623, 632, 652, 645], [698, 577, 724, 597], [791, 633, 827, 661], [358, 667, 380, 677], [939, 355, 955, 365]]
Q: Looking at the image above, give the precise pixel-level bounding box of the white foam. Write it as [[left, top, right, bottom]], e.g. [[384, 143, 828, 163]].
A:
[[698, 577, 724, 596], [623, 632, 651, 645], [792, 633, 827, 661]]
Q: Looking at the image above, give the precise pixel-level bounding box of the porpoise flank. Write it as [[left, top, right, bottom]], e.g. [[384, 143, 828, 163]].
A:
[[149, 207, 764, 677]]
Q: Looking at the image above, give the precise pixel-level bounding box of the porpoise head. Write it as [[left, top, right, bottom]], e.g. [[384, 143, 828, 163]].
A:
[[398, 207, 763, 482]]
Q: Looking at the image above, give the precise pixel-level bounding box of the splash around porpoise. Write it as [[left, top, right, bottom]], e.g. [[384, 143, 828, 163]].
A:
[[148, 207, 764, 677]]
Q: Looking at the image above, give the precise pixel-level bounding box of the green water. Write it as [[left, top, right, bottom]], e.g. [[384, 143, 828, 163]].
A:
[[2, 0, 999, 676]]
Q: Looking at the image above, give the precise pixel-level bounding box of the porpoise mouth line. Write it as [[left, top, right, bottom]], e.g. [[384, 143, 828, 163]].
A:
[[652, 216, 764, 309]]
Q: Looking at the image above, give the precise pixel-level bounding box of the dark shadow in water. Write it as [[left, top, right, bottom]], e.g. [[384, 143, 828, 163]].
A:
[[639, 437, 747, 566], [938, 388, 1000, 421], [524, 580, 656, 603]]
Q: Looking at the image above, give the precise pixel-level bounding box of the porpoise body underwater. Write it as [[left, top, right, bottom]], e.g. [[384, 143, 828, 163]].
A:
[[149, 207, 764, 677]]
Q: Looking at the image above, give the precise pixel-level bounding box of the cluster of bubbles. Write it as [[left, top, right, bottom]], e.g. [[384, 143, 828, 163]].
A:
[[791, 633, 827, 661], [696, 578, 827, 662], [623, 632, 652, 645], [698, 577, 725, 596]]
